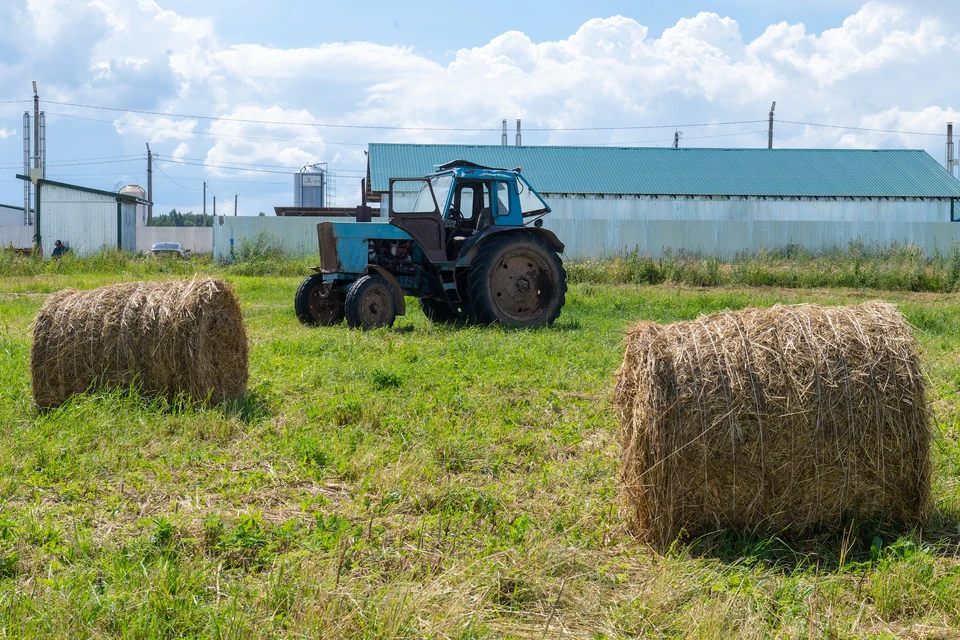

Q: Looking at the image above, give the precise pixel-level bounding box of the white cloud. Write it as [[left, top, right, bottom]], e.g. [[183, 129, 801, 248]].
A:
[[0, 128, 15, 139], [113, 115, 197, 143], [1, 0, 958, 211], [204, 106, 328, 175]]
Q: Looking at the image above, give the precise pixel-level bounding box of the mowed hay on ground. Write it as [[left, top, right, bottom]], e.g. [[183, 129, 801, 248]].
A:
[[31, 277, 248, 409], [614, 301, 931, 549]]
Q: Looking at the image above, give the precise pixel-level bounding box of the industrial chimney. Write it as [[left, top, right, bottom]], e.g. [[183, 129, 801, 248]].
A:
[[948, 122, 955, 176], [501, 120, 508, 146], [516, 119, 522, 147]]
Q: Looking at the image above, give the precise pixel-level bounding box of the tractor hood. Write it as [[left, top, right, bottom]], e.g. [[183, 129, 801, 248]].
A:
[[317, 221, 413, 273]]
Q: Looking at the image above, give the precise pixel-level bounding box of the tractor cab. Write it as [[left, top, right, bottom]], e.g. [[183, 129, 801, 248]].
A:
[[296, 160, 565, 330], [388, 161, 550, 261]]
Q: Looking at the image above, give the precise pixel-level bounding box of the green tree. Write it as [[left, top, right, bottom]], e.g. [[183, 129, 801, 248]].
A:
[[152, 209, 213, 227]]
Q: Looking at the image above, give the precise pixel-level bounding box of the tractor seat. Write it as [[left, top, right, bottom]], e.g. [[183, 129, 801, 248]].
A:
[[450, 209, 494, 255], [475, 207, 493, 231]]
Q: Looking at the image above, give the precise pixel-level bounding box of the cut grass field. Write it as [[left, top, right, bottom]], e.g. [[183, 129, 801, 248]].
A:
[[1, 255, 960, 638]]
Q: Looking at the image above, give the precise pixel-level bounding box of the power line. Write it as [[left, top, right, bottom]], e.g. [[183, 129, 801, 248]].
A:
[[779, 120, 947, 137], [45, 99, 769, 133], [44, 111, 367, 147], [0, 157, 143, 170], [588, 129, 769, 146], [157, 157, 296, 175], [154, 161, 199, 191]]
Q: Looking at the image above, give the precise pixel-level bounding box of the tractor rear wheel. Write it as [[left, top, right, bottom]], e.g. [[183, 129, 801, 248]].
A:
[[295, 274, 345, 326], [345, 275, 397, 329], [419, 297, 467, 324], [467, 234, 566, 327]]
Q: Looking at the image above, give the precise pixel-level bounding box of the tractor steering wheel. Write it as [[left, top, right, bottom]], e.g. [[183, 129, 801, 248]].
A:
[[447, 205, 464, 222]]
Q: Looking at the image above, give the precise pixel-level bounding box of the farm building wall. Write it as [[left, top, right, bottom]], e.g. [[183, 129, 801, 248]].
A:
[[0, 225, 34, 249], [39, 184, 137, 257], [212, 216, 388, 260], [0, 205, 26, 226], [540, 195, 960, 260]]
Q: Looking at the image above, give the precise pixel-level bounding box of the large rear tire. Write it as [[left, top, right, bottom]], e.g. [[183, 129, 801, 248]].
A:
[[419, 297, 468, 324], [345, 275, 397, 329], [467, 234, 566, 327], [295, 274, 345, 326]]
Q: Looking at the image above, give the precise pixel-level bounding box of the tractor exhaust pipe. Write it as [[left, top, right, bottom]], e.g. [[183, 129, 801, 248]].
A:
[[356, 178, 372, 222]]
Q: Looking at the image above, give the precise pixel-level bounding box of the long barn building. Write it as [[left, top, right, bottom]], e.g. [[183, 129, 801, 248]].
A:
[[365, 144, 960, 260]]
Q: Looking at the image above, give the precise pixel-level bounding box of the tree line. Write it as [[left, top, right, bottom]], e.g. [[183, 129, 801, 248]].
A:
[[153, 209, 214, 227]]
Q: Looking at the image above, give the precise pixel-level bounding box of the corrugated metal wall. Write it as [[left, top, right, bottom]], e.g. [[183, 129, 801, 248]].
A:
[[0, 226, 34, 249], [39, 184, 136, 257], [540, 195, 960, 259], [121, 202, 136, 253], [0, 205, 26, 226], [213, 216, 387, 260], [209, 197, 960, 263]]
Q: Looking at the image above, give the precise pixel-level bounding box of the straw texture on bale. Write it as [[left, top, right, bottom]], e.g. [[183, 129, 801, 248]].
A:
[[614, 301, 930, 549], [32, 277, 248, 408]]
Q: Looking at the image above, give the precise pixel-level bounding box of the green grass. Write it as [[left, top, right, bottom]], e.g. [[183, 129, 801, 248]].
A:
[[1, 252, 960, 637]]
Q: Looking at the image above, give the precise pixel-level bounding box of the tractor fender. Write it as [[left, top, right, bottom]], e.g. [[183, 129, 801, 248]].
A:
[[365, 264, 407, 316], [459, 227, 565, 264]]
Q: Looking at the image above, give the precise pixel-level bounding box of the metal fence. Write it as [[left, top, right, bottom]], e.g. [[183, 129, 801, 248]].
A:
[[209, 196, 960, 263], [137, 226, 213, 255], [213, 216, 387, 261], [541, 195, 960, 260]]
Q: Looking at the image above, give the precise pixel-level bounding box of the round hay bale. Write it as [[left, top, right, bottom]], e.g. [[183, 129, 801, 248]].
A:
[[31, 277, 248, 409], [614, 301, 931, 549]]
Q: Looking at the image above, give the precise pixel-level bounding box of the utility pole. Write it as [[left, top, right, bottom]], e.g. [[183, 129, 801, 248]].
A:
[[768, 101, 776, 149], [203, 182, 207, 223], [213, 195, 216, 219], [145, 144, 153, 226], [234, 194, 238, 216]]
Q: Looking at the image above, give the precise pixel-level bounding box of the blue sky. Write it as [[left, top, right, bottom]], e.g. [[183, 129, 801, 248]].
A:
[[0, 0, 957, 217]]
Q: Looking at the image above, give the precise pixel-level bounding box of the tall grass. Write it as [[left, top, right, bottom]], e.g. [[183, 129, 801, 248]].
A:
[[566, 241, 960, 293], [6, 240, 960, 294]]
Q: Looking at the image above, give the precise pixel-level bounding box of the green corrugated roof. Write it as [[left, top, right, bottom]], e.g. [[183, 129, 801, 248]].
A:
[[367, 144, 960, 198]]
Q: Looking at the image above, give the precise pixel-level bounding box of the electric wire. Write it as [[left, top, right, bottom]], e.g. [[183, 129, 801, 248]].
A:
[[44, 112, 366, 147], [779, 120, 947, 137], [45, 100, 769, 132], [154, 161, 199, 191]]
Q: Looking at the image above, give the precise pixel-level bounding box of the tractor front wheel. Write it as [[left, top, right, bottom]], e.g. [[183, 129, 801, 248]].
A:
[[295, 274, 345, 326], [467, 234, 566, 327], [345, 275, 397, 329]]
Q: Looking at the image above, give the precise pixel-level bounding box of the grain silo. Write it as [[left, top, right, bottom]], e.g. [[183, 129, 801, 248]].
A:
[[294, 164, 327, 208]]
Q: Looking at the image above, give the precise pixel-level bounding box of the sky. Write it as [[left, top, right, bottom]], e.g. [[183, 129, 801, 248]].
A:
[[0, 0, 958, 217]]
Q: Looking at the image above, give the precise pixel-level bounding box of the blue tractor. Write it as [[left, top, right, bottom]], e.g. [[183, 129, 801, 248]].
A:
[[295, 160, 567, 329]]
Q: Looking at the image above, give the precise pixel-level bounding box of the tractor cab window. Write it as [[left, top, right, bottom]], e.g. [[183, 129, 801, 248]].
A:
[[517, 174, 550, 217], [495, 182, 512, 217], [391, 178, 439, 214], [431, 175, 454, 214], [457, 186, 475, 221]]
